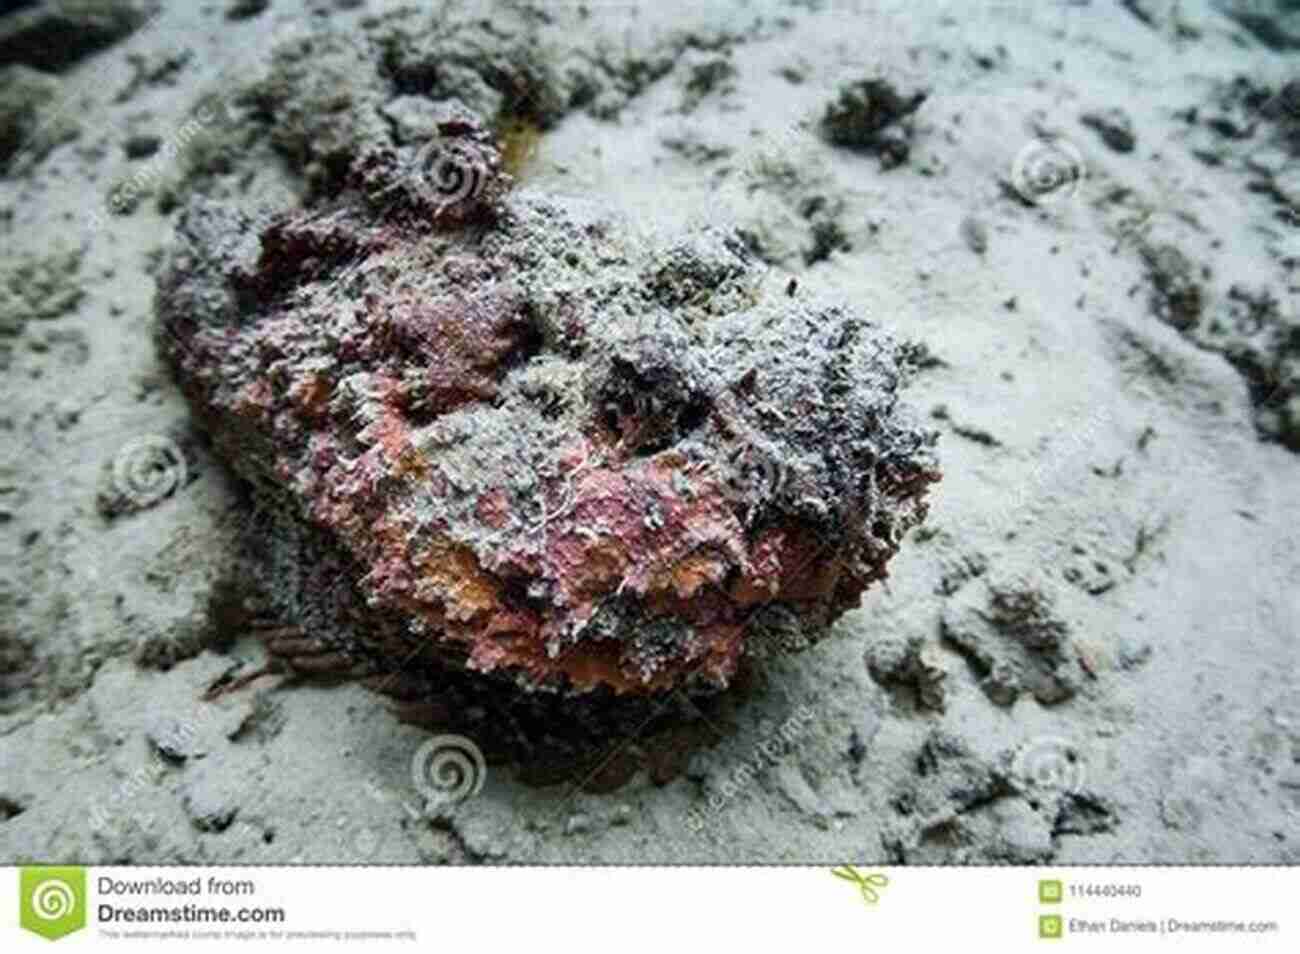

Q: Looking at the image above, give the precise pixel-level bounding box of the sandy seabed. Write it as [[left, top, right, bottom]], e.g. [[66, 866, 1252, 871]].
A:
[[0, 0, 1297, 864]]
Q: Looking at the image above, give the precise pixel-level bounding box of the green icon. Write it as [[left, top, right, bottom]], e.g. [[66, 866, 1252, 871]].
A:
[[1039, 879, 1063, 903], [20, 867, 87, 941], [1039, 914, 1064, 940], [830, 865, 889, 905]]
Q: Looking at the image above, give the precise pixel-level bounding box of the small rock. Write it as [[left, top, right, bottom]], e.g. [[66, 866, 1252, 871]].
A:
[[0, 791, 29, 821], [1080, 108, 1137, 153], [821, 77, 927, 168], [563, 813, 590, 835], [124, 133, 162, 159], [1116, 638, 1152, 670], [960, 215, 989, 255], [904, 730, 1004, 819], [146, 715, 203, 762], [1054, 791, 1119, 835], [609, 804, 633, 826], [183, 766, 241, 833], [940, 574, 1082, 707], [864, 634, 948, 711], [679, 50, 736, 113], [1139, 242, 1203, 331], [0, 0, 153, 72], [225, 0, 270, 19], [1215, 0, 1300, 51], [53, 399, 80, 429]]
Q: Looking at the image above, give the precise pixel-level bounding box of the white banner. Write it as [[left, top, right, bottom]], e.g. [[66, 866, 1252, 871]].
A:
[[4, 866, 1295, 951]]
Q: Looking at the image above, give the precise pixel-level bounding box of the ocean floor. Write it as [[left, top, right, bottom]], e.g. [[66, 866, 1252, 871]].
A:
[[1, 0, 1298, 864]]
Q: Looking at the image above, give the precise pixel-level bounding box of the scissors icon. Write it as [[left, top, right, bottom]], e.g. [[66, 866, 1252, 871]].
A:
[[830, 865, 889, 905]]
